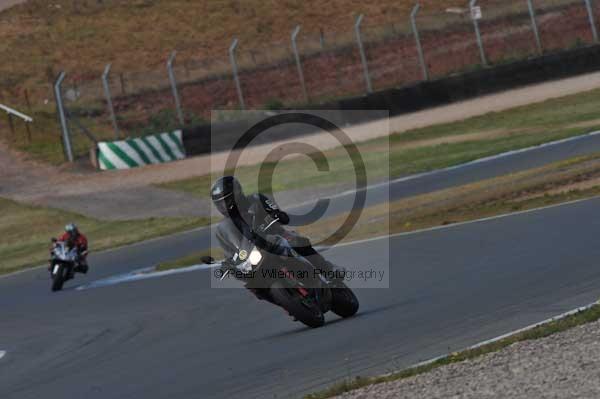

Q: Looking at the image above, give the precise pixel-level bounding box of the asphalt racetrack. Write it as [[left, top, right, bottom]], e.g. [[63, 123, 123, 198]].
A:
[[3, 134, 600, 398]]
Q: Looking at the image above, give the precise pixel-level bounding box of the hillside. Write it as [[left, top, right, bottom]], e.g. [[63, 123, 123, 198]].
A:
[[0, 0, 464, 93], [1, 0, 593, 165]]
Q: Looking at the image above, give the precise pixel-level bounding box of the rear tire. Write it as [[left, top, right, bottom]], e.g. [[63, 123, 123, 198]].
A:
[[270, 281, 325, 328], [51, 265, 65, 292], [331, 283, 359, 318]]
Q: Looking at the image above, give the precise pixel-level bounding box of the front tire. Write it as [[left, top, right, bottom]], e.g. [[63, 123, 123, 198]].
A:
[[51, 265, 65, 292], [331, 283, 359, 318], [270, 281, 325, 328]]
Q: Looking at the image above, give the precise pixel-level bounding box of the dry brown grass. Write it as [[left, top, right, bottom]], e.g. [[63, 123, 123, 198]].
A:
[[0, 0, 466, 95]]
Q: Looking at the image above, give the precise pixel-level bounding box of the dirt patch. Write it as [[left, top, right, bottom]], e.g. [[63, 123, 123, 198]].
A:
[[0, 141, 58, 189], [396, 128, 538, 149], [359, 127, 535, 154], [40, 186, 210, 221], [513, 172, 600, 203], [0, 0, 26, 12], [0, 140, 211, 220], [564, 118, 600, 130]]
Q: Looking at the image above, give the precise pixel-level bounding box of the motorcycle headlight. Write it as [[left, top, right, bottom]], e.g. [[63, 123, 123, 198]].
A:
[[249, 248, 263, 266]]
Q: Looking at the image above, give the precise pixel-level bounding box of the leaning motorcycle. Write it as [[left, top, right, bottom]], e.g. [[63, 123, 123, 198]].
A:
[[217, 216, 359, 328], [49, 240, 79, 292]]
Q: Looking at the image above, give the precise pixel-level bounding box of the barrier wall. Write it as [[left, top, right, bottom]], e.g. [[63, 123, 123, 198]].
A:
[[98, 130, 185, 170], [183, 43, 600, 156]]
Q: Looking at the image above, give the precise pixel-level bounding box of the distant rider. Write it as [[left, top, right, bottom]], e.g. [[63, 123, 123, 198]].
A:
[[51, 223, 89, 274], [211, 176, 344, 303]]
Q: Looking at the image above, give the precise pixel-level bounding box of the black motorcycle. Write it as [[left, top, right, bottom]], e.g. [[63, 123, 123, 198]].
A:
[[214, 216, 359, 328]]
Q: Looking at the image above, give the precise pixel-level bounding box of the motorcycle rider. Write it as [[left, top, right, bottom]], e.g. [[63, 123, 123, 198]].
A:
[[51, 223, 89, 274], [211, 176, 344, 304]]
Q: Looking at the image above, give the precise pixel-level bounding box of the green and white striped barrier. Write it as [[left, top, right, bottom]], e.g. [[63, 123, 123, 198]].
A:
[[98, 130, 186, 170]]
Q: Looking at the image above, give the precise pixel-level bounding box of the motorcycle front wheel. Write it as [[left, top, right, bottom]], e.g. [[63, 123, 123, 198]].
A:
[[270, 281, 325, 328], [331, 282, 359, 318], [51, 265, 65, 292]]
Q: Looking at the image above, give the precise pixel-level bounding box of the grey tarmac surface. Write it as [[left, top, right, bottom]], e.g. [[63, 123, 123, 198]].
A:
[[3, 132, 600, 398], [4, 130, 600, 291], [301, 131, 600, 223], [2, 196, 600, 398]]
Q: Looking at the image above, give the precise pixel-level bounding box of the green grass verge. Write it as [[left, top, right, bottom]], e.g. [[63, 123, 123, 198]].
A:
[[0, 197, 210, 275], [305, 303, 600, 398], [159, 88, 600, 199], [155, 247, 224, 272]]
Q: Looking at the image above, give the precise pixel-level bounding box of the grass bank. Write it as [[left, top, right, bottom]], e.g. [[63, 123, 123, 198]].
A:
[[0, 198, 210, 275], [0, 0, 462, 91], [160, 88, 600, 199]]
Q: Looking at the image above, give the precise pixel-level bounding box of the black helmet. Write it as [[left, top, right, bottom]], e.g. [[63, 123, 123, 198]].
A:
[[211, 176, 244, 216]]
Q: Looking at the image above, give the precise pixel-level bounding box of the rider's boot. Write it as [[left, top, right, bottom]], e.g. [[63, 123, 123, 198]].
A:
[[74, 261, 89, 274]]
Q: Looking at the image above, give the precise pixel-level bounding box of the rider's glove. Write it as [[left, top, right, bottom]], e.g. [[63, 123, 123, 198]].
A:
[[220, 260, 236, 274], [272, 211, 290, 225]]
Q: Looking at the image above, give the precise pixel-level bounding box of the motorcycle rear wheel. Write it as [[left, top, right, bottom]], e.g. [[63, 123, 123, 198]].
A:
[[270, 281, 325, 328]]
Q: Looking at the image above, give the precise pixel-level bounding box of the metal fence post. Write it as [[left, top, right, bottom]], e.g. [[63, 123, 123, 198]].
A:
[[354, 14, 373, 94], [291, 25, 309, 103], [584, 0, 599, 43], [229, 38, 245, 110], [167, 51, 185, 126], [102, 63, 120, 139], [411, 4, 429, 81], [527, 0, 543, 54], [6, 113, 14, 138], [470, 0, 488, 67], [53, 72, 74, 162]]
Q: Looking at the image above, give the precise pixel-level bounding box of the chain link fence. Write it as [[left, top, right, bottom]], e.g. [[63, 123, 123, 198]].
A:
[[4, 0, 600, 163]]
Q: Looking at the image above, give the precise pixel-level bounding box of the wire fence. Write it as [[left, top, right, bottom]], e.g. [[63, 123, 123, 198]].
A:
[[2, 0, 599, 163]]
